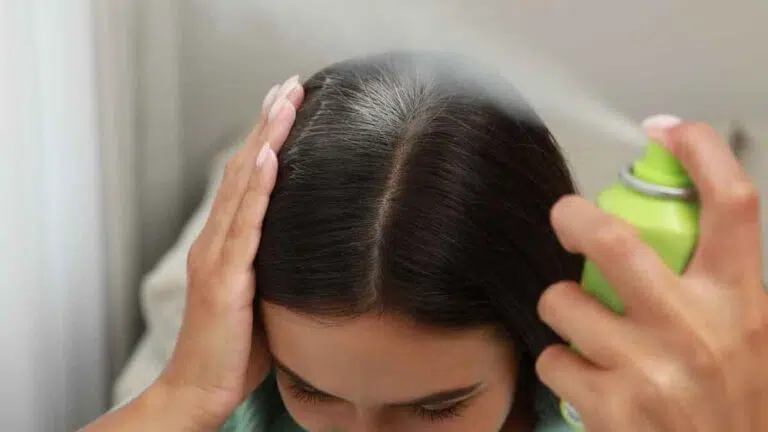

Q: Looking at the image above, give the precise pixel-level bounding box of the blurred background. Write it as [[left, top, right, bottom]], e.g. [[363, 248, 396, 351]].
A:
[[1, 0, 766, 430]]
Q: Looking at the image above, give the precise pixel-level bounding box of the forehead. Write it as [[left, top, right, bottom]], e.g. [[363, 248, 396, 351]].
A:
[[260, 302, 514, 404]]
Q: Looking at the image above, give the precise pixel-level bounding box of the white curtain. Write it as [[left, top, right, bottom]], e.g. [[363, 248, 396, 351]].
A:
[[0, 0, 138, 429]]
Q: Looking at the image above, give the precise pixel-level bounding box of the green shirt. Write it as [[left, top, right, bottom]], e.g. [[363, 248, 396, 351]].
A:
[[221, 374, 572, 432]]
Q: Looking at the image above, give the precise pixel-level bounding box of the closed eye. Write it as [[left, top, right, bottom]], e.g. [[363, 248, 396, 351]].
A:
[[273, 357, 479, 423], [413, 400, 469, 422], [285, 378, 471, 422], [281, 375, 337, 404]]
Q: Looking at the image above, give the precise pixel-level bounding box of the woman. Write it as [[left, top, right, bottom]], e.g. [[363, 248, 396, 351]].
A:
[[85, 52, 768, 431], [236, 52, 581, 432]]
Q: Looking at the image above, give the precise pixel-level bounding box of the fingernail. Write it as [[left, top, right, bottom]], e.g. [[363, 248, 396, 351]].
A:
[[642, 114, 683, 145], [276, 75, 301, 101], [262, 84, 280, 112], [256, 144, 271, 167], [268, 98, 289, 122]]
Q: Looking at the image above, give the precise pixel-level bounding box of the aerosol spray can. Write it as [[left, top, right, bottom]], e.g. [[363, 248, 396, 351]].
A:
[[560, 116, 701, 430]]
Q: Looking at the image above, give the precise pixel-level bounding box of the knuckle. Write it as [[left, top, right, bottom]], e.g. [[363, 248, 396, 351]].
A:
[[715, 180, 759, 216], [186, 242, 204, 270], [671, 122, 717, 155], [676, 121, 716, 142], [534, 345, 565, 380], [685, 342, 721, 379], [641, 348, 716, 403], [634, 367, 669, 404], [537, 284, 566, 319], [592, 221, 636, 257], [224, 153, 246, 175]]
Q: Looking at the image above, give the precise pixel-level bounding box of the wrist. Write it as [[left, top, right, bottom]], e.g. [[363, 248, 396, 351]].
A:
[[140, 379, 223, 432]]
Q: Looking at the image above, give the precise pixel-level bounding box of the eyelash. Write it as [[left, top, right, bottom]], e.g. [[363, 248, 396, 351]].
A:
[[287, 381, 332, 404], [413, 400, 468, 422], [285, 381, 469, 422]]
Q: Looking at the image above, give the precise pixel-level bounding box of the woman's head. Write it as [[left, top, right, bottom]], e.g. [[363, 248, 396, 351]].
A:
[[257, 51, 582, 431]]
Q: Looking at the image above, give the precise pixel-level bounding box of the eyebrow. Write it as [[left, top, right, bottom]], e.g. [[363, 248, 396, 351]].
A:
[[272, 357, 483, 407]]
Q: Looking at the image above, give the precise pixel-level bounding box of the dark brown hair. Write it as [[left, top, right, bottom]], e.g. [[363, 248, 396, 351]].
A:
[[256, 51, 582, 418]]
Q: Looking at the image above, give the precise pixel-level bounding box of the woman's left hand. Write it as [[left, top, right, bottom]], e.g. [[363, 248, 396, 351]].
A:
[[537, 118, 768, 431]]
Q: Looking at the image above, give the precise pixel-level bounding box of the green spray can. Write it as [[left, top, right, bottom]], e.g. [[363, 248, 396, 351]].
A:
[[560, 116, 700, 430]]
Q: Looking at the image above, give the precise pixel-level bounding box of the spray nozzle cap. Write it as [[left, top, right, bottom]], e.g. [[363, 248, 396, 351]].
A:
[[632, 116, 693, 189]]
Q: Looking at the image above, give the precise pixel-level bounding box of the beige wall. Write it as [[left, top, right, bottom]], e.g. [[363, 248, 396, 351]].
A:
[[138, 0, 767, 271]]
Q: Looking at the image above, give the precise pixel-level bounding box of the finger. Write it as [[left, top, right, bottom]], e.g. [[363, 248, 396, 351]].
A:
[[551, 195, 680, 317], [221, 146, 278, 269], [259, 75, 303, 149], [254, 83, 281, 134], [538, 281, 631, 367], [248, 76, 302, 151], [241, 82, 280, 148], [536, 344, 605, 426], [198, 73, 301, 249], [265, 97, 298, 154], [656, 119, 762, 285], [280, 74, 305, 110], [241, 76, 302, 157], [196, 83, 282, 249]]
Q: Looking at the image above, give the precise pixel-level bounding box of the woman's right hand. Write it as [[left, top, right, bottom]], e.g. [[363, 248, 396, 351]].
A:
[[154, 75, 305, 428]]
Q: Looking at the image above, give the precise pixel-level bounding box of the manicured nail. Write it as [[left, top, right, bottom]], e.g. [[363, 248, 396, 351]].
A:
[[642, 114, 682, 145], [256, 144, 271, 167], [262, 84, 280, 112], [268, 98, 290, 122], [276, 75, 301, 101]]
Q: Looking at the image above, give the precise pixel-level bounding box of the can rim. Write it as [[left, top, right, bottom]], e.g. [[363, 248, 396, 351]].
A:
[[619, 165, 698, 201]]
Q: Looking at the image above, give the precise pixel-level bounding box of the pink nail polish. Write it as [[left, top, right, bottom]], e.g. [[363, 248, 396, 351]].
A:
[[262, 84, 280, 112], [642, 114, 682, 130], [268, 98, 289, 122], [642, 114, 682, 146], [256, 145, 271, 167], [276, 75, 300, 101]]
